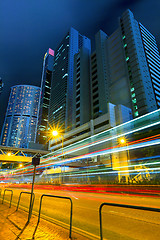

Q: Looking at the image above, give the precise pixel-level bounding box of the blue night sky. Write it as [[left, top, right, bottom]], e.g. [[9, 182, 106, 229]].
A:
[[0, 0, 160, 132]]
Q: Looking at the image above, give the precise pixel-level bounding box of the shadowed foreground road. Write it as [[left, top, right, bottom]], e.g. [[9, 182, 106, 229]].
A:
[[2, 187, 160, 240]]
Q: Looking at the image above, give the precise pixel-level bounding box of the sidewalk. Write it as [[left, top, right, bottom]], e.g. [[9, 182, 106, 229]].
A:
[[0, 202, 89, 240]]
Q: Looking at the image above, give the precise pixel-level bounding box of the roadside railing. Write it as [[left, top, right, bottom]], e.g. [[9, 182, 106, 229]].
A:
[[16, 191, 35, 212], [32, 194, 73, 239], [2, 189, 13, 208], [99, 202, 160, 240]]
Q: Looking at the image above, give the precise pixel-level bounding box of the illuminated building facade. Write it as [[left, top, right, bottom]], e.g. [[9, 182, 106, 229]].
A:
[[50, 9, 160, 136], [72, 45, 91, 128], [89, 10, 160, 119], [108, 9, 160, 117], [0, 85, 40, 148], [90, 30, 109, 119], [48, 27, 91, 131], [49, 102, 132, 151], [37, 48, 54, 144]]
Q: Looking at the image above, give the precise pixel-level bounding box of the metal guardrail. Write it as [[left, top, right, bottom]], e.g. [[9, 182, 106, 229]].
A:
[[99, 202, 160, 240], [16, 191, 35, 212], [2, 189, 13, 208], [32, 194, 73, 239]]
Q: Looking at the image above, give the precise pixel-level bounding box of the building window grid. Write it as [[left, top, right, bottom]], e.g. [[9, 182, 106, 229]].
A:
[[147, 59, 160, 71], [143, 41, 159, 55]]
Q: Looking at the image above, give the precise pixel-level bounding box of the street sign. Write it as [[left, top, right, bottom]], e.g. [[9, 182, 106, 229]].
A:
[[32, 156, 40, 166]]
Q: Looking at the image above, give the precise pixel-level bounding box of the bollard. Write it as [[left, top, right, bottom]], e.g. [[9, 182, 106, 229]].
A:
[[2, 189, 13, 208], [32, 194, 73, 239], [16, 191, 35, 211], [99, 202, 160, 240]]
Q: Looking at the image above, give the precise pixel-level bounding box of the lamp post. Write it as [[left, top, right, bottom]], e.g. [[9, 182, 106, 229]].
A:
[[118, 137, 130, 183], [51, 129, 64, 185], [119, 137, 130, 163]]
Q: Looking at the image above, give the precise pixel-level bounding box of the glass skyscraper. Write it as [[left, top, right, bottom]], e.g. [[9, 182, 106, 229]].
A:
[[37, 48, 54, 144], [109, 9, 160, 117], [48, 27, 91, 131], [91, 9, 160, 119], [0, 85, 40, 148], [72, 45, 91, 128]]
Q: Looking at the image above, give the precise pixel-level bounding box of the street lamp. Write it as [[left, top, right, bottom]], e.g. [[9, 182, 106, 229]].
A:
[[19, 163, 23, 168], [51, 129, 64, 153], [118, 137, 130, 160], [118, 137, 130, 183], [51, 127, 64, 184], [52, 130, 59, 137], [119, 137, 126, 145]]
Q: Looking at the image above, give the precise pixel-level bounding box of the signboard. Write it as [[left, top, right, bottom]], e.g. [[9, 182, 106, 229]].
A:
[[32, 156, 40, 166]]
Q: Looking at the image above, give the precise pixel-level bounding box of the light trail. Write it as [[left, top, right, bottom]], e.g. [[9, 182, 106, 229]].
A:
[[41, 109, 160, 162], [2, 107, 160, 184], [2, 135, 160, 180], [9, 120, 158, 177], [36, 137, 160, 168], [63, 166, 160, 178]]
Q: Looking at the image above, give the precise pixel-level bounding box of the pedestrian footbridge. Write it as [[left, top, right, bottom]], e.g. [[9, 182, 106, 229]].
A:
[[0, 145, 50, 163]]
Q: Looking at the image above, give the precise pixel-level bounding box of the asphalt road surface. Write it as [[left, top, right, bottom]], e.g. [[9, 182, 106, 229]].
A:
[[2, 187, 160, 240]]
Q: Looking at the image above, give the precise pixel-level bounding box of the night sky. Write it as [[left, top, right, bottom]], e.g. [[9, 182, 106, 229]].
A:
[[0, 0, 160, 133]]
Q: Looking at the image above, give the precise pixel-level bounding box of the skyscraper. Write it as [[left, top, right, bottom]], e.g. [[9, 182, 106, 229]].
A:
[[48, 27, 91, 131], [72, 45, 91, 129], [89, 9, 160, 119], [108, 9, 160, 117], [90, 30, 109, 119], [0, 85, 40, 148], [37, 48, 54, 144]]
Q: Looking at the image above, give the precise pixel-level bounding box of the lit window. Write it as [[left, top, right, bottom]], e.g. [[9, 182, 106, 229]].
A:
[[132, 98, 137, 104], [62, 73, 68, 79], [134, 111, 139, 117]]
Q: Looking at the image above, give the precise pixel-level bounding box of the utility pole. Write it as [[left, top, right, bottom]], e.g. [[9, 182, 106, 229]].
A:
[[28, 155, 40, 222]]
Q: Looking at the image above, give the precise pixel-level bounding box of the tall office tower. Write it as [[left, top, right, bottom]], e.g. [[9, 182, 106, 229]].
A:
[[0, 85, 40, 148], [72, 45, 91, 129], [108, 9, 160, 117], [0, 78, 4, 94], [48, 27, 91, 131], [37, 48, 54, 144], [90, 30, 109, 119]]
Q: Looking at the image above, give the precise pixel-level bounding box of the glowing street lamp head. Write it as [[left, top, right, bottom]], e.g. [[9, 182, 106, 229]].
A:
[[19, 163, 23, 168], [52, 130, 59, 137], [47, 124, 64, 142], [119, 137, 126, 144], [7, 152, 11, 156]]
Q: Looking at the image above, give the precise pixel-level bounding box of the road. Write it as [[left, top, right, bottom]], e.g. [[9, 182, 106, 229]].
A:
[[1, 187, 160, 240]]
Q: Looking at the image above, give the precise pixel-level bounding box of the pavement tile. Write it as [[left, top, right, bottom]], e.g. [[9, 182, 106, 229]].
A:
[[0, 202, 89, 240]]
